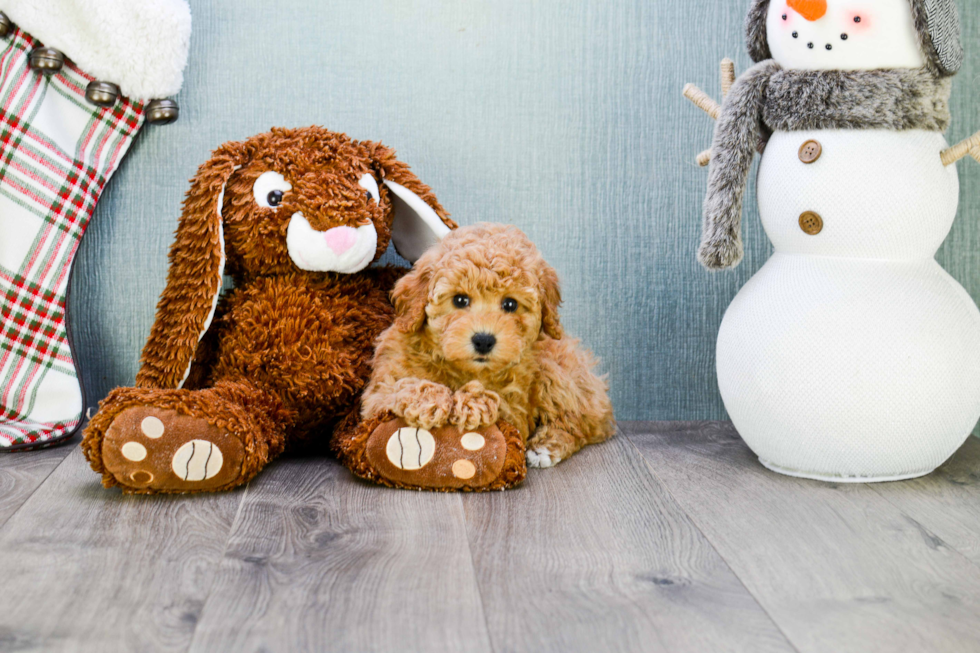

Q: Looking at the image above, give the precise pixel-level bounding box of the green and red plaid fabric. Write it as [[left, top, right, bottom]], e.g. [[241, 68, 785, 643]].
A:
[[0, 27, 144, 448]]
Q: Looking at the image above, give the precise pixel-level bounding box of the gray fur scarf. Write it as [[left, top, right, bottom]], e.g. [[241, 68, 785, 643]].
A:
[[699, 62, 952, 270]]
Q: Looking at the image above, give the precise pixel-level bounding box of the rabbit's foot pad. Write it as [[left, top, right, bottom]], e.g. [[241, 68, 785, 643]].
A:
[[102, 407, 245, 492], [363, 418, 525, 491]]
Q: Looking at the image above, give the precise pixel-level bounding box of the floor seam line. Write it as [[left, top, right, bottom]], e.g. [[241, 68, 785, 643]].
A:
[[620, 424, 804, 653], [458, 492, 499, 653], [183, 481, 251, 653], [0, 440, 79, 533]]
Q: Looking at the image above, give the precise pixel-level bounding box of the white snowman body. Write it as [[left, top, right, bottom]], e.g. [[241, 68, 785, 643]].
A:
[[715, 0, 980, 480]]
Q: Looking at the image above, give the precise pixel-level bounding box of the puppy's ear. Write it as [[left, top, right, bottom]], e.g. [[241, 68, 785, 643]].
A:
[[135, 140, 250, 389], [363, 141, 457, 262], [390, 251, 435, 333], [539, 261, 564, 340]]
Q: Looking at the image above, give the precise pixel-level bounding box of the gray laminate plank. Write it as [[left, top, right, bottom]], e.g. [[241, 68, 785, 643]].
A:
[[868, 436, 980, 567], [0, 447, 243, 652], [625, 421, 980, 653], [461, 432, 794, 653], [188, 455, 493, 653], [0, 438, 77, 529]]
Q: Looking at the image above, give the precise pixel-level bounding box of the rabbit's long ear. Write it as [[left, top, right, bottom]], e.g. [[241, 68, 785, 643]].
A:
[[135, 142, 248, 389], [365, 142, 457, 262]]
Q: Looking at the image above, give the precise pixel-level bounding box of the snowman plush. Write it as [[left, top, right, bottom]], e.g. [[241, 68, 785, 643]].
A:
[[691, 0, 980, 481]]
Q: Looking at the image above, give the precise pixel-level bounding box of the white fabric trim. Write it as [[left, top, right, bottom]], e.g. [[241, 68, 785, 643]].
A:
[[177, 171, 230, 389], [1, 0, 191, 100], [384, 180, 450, 262]]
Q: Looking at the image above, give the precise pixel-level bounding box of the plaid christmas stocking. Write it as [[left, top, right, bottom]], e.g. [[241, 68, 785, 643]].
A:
[[0, 0, 189, 450], [0, 27, 144, 448]]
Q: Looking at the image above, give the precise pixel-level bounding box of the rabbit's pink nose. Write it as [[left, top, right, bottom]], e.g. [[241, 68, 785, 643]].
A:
[[323, 226, 358, 254]]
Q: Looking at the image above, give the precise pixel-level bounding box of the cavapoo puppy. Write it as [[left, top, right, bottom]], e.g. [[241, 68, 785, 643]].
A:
[[360, 223, 614, 467]]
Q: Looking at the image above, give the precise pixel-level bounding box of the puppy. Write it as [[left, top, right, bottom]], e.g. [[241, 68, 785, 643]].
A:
[[361, 223, 614, 467]]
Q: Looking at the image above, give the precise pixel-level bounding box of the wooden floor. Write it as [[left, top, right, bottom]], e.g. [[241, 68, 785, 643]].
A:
[[2, 423, 980, 652]]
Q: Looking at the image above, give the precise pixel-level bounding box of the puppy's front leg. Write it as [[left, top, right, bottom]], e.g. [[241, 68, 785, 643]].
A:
[[526, 423, 583, 468], [389, 378, 454, 430], [451, 380, 500, 431]]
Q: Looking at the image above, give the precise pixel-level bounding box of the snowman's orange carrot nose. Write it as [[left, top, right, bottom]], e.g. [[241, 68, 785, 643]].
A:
[[787, 0, 827, 21]]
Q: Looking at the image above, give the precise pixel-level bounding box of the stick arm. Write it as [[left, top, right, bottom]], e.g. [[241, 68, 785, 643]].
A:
[[684, 59, 753, 168], [941, 131, 980, 167]]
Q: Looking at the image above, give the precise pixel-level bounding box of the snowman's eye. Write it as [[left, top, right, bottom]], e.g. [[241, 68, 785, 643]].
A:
[[358, 173, 380, 204], [782, 13, 787, 20], [253, 171, 292, 209], [854, 15, 861, 22]]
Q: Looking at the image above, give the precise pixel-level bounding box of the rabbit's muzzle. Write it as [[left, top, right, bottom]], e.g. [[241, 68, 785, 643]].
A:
[[286, 212, 378, 274]]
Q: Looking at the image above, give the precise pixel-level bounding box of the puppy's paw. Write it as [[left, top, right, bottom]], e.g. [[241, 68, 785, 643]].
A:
[[392, 380, 454, 430], [527, 425, 577, 468], [451, 381, 500, 431], [526, 447, 560, 469]]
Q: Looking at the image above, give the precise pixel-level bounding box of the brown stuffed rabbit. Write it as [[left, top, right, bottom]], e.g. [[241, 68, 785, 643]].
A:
[[81, 127, 455, 493]]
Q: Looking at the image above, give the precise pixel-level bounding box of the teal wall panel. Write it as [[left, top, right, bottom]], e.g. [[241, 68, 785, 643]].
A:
[[70, 0, 980, 421]]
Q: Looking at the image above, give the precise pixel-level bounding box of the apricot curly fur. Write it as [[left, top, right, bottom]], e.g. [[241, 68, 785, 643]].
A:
[[82, 127, 453, 494], [355, 223, 615, 470]]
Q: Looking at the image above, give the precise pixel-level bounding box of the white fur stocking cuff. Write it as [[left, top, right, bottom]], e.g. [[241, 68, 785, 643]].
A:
[[1, 0, 191, 100]]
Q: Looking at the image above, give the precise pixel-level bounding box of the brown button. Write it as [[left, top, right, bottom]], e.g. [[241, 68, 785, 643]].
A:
[[799, 140, 822, 163], [799, 211, 823, 235]]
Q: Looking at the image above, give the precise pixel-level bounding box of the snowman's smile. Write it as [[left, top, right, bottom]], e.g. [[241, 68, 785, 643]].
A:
[[781, 6, 861, 54], [767, 1, 926, 71]]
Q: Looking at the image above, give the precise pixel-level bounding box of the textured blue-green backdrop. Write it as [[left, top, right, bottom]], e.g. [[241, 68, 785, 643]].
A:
[[71, 0, 980, 421]]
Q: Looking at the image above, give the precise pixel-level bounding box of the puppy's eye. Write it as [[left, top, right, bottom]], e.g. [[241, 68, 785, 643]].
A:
[[501, 297, 518, 313], [253, 171, 292, 209], [453, 294, 470, 309], [358, 173, 380, 204]]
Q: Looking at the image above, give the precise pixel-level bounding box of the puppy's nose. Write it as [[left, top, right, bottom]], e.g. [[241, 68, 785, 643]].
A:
[[471, 333, 496, 355]]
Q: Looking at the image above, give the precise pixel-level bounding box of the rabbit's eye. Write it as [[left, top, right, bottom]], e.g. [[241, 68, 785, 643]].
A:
[[358, 173, 380, 204], [253, 171, 292, 209]]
